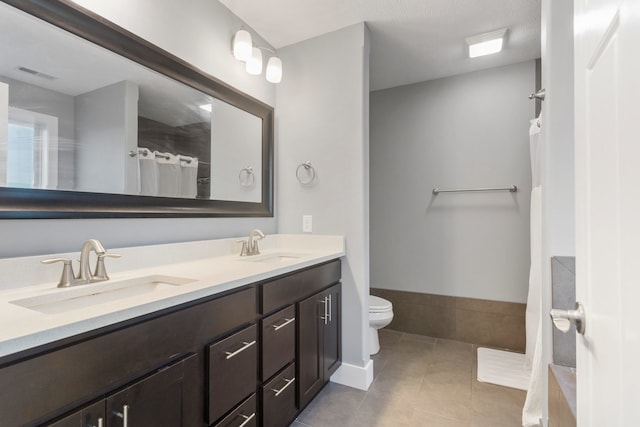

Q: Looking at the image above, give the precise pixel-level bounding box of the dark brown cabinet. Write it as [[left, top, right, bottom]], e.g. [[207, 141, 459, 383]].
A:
[[261, 363, 297, 427], [105, 355, 193, 427], [261, 305, 296, 382], [47, 401, 105, 427], [297, 283, 341, 410], [46, 354, 194, 427], [207, 324, 258, 425], [1, 259, 341, 427], [212, 394, 257, 427]]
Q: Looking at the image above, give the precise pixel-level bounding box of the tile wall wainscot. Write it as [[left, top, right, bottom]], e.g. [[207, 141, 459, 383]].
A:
[[548, 364, 577, 427], [370, 288, 526, 351], [551, 256, 576, 367]]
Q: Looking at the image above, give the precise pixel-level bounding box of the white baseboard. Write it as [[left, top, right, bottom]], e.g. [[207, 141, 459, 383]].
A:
[[329, 359, 374, 391]]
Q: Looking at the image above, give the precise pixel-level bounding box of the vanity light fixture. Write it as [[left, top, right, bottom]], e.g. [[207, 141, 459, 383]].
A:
[[266, 56, 282, 83], [232, 29, 282, 83], [232, 29, 253, 61], [246, 47, 263, 75], [465, 28, 508, 58]]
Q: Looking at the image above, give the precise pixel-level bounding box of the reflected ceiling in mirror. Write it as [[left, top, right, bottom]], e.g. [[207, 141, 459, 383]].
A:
[[0, 0, 273, 218]]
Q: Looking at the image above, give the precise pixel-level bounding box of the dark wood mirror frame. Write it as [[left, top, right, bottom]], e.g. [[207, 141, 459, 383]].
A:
[[0, 0, 274, 219]]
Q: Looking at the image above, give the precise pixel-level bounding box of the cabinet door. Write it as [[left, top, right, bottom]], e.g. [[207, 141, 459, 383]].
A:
[[262, 305, 296, 382], [208, 324, 258, 425], [297, 291, 325, 409], [261, 363, 297, 427], [47, 401, 105, 427], [106, 354, 193, 427], [323, 284, 341, 379]]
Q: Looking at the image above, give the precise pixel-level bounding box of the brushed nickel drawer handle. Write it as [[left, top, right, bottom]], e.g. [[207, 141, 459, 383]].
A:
[[271, 377, 295, 397], [319, 297, 328, 324], [225, 340, 256, 359], [272, 317, 295, 331], [238, 412, 256, 427]]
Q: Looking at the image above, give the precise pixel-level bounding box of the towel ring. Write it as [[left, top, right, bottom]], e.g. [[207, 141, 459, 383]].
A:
[[296, 161, 316, 185], [239, 166, 256, 187]]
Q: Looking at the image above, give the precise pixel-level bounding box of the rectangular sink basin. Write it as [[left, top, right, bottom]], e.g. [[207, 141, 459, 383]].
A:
[[239, 252, 306, 264], [10, 275, 196, 315]]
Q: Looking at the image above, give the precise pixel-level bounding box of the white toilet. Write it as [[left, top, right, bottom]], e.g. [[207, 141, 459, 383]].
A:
[[369, 295, 394, 355]]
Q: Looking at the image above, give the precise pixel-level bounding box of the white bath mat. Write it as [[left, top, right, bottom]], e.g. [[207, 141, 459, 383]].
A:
[[477, 347, 531, 391]]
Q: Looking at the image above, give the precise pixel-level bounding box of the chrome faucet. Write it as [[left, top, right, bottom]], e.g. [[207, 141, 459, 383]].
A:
[[41, 239, 120, 287], [238, 229, 265, 256]]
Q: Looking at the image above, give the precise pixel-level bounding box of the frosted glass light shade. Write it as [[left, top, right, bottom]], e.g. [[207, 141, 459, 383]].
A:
[[266, 56, 282, 83], [233, 29, 252, 61], [246, 47, 262, 75]]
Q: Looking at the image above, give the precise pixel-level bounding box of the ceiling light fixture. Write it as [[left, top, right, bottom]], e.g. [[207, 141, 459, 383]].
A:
[[232, 29, 282, 83], [465, 28, 508, 58]]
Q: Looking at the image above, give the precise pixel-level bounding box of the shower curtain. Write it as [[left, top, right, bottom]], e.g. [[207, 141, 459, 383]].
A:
[[522, 116, 543, 426]]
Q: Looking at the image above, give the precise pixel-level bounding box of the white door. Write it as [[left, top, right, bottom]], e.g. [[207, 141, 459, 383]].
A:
[[574, 0, 640, 424]]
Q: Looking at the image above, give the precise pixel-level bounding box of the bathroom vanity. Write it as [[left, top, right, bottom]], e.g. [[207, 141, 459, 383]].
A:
[[0, 235, 344, 427]]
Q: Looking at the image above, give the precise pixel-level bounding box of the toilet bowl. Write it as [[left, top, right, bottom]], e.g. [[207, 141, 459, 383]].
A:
[[369, 295, 394, 355]]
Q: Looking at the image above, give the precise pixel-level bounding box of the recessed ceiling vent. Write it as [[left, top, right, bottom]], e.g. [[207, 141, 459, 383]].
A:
[[16, 66, 57, 80]]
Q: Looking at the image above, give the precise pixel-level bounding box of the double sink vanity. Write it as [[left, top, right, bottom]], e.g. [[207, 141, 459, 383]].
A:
[[0, 234, 345, 427]]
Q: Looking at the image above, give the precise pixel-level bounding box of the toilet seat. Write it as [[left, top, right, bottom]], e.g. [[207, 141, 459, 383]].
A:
[[369, 295, 392, 313]]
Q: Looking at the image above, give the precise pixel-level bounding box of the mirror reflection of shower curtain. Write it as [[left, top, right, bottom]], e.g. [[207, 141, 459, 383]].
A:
[[155, 152, 181, 198], [523, 115, 543, 426], [138, 148, 158, 196], [179, 155, 198, 198]]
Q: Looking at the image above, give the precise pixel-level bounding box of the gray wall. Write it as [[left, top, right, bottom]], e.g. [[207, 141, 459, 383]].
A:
[[276, 23, 371, 375], [370, 60, 535, 303], [0, 0, 276, 258]]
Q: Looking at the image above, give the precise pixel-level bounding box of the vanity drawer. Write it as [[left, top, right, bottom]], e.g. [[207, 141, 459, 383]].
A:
[[213, 394, 257, 427], [261, 363, 297, 427], [261, 260, 341, 314], [261, 305, 296, 381], [208, 324, 258, 425]]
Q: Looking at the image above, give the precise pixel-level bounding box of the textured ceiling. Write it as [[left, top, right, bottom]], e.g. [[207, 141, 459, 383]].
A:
[[219, 0, 541, 91]]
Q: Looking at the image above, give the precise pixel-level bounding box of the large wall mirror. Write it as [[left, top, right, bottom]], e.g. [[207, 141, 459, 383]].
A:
[[0, 0, 273, 218]]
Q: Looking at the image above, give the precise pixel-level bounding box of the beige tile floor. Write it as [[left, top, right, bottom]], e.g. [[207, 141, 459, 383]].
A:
[[293, 329, 526, 427]]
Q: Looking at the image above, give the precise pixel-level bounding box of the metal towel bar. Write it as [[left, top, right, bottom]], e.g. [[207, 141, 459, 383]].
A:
[[432, 185, 517, 195]]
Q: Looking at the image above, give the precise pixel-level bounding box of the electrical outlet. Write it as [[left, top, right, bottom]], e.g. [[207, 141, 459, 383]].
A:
[[303, 215, 313, 233]]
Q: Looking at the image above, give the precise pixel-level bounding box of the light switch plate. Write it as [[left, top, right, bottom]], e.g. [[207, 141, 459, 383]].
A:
[[303, 215, 313, 233]]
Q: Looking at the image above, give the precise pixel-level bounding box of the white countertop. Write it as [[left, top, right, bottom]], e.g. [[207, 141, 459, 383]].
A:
[[0, 234, 345, 359]]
